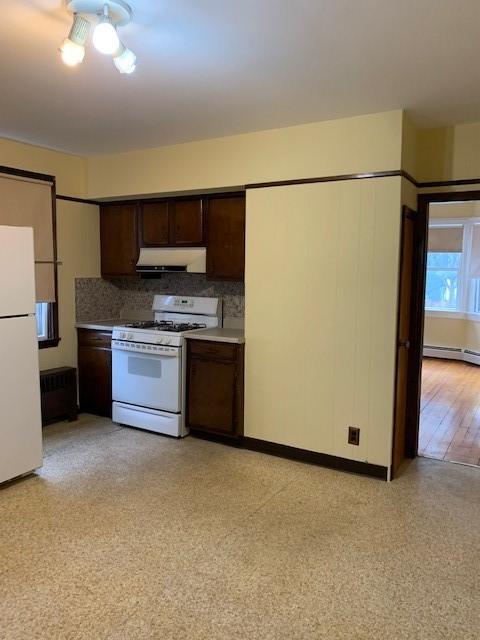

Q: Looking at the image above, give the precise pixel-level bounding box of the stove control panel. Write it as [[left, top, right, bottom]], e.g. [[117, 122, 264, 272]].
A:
[[112, 329, 183, 347], [118, 332, 134, 340], [111, 340, 179, 356]]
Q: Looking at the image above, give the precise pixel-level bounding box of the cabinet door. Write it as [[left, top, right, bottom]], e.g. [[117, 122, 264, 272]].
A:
[[206, 196, 245, 280], [100, 204, 138, 276], [171, 199, 204, 246], [187, 356, 237, 434], [78, 346, 112, 417], [141, 202, 169, 247]]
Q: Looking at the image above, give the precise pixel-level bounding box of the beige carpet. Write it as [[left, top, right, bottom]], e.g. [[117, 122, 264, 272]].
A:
[[0, 414, 479, 640]]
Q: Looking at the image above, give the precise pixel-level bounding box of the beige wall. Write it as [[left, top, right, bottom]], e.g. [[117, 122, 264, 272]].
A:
[[0, 137, 86, 198], [401, 112, 420, 179], [465, 321, 480, 352], [429, 201, 479, 218], [38, 201, 100, 370], [424, 316, 466, 349], [423, 315, 480, 353], [415, 121, 480, 183], [86, 110, 403, 198], [245, 177, 402, 467]]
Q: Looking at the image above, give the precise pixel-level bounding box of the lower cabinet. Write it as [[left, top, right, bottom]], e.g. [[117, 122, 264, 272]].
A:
[[186, 339, 244, 438], [77, 329, 112, 418]]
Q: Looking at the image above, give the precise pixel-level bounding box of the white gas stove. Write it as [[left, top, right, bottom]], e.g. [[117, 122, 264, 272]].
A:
[[112, 295, 222, 437]]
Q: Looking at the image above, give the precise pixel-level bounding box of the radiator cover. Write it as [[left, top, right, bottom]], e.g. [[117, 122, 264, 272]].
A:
[[40, 367, 78, 425]]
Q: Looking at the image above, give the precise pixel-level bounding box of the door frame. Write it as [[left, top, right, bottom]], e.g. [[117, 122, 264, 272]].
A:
[[395, 189, 480, 474]]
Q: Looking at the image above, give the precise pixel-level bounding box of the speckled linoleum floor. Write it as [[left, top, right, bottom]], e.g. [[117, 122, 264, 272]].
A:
[[0, 415, 479, 640]]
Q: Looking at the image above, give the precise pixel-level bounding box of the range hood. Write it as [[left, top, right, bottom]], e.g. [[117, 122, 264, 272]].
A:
[[136, 247, 206, 274]]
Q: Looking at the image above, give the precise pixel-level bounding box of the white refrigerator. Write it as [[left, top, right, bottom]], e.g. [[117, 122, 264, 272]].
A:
[[0, 225, 43, 484]]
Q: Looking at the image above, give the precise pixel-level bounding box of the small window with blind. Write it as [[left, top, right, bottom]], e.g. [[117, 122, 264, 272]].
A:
[[425, 225, 464, 311], [0, 168, 58, 348]]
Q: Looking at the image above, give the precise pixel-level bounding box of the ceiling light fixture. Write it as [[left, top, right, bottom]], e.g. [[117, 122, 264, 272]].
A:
[[113, 44, 136, 74], [92, 4, 120, 55], [59, 14, 90, 66], [61, 0, 136, 74]]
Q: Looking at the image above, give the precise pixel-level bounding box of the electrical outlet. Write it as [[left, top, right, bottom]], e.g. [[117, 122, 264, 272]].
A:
[[348, 426, 360, 446]]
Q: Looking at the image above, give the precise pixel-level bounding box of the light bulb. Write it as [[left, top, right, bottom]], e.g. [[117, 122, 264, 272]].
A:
[[113, 45, 136, 74], [59, 14, 89, 67], [93, 15, 120, 55], [60, 39, 85, 66]]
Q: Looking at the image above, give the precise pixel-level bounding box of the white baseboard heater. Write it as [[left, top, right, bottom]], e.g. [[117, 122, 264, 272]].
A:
[[423, 345, 480, 366]]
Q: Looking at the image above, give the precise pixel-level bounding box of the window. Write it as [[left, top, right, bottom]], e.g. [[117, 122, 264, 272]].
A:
[[36, 303, 56, 342], [472, 279, 480, 314], [36, 303, 49, 339], [425, 251, 462, 310], [0, 167, 59, 348], [426, 218, 480, 317]]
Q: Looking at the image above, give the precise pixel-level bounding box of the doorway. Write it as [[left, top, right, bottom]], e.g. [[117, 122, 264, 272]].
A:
[[420, 197, 480, 466], [392, 192, 480, 477]]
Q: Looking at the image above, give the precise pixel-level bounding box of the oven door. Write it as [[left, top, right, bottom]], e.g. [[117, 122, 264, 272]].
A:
[[112, 345, 182, 413]]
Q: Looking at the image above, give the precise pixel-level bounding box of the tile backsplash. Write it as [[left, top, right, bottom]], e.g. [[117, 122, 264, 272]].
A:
[[75, 276, 245, 321]]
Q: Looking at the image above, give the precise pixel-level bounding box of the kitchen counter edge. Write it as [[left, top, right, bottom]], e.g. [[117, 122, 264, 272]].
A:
[[185, 328, 245, 344], [75, 320, 122, 331]]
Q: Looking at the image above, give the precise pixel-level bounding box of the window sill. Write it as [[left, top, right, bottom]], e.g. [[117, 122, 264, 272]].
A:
[[38, 337, 61, 349], [425, 310, 480, 323], [425, 309, 465, 320]]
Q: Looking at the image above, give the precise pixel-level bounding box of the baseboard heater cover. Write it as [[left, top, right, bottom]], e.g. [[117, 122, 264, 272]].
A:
[[424, 345, 480, 365]]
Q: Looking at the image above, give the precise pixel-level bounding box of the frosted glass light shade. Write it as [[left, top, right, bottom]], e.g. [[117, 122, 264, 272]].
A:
[[59, 13, 89, 66], [93, 21, 120, 55], [114, 46, 136, 73], [60, 38, 85, 66]]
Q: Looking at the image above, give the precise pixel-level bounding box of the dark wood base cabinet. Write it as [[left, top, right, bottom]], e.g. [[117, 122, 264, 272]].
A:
[[186, 340, 244, 438], [77, 329, 112, 418]]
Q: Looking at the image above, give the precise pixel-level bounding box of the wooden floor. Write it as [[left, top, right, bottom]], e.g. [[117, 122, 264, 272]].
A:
[[419, 358, 480, 466]]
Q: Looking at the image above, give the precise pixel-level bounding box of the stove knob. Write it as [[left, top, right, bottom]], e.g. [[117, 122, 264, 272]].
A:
[[120, 332, 126, 339], [128, 333, 134, 340], [163, 338, 171, 345]]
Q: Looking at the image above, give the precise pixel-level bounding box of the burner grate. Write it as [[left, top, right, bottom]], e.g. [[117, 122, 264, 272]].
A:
[[124, 320, 207, 333]]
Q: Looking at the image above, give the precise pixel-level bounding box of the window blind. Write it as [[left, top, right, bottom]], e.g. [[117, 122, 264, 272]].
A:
[[427, 226, 463, 253], [0, 173, 55, 302]]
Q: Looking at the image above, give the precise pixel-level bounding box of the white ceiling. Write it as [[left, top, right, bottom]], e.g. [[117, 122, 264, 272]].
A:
[[2, 0, 480, 155]]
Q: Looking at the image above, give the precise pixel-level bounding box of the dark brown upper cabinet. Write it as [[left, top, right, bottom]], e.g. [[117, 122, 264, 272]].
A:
[[206, 195, 245, 281], [139, 198, 204, 248], [141, 201, 169, 246], [170, 199, 204, 245], [100, 203, 138, 276]]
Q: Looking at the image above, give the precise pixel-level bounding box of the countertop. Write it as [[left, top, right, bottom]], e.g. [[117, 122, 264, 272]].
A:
[[75, 319, 128, 331], [184, 328, 245, 344], [76, 321, 245, 343]]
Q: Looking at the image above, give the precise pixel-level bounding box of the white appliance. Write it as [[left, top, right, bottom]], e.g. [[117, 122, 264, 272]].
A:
[[136, 247, 207, 274], [112, 295, 222, 437], [0, 226, 43, 485]]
